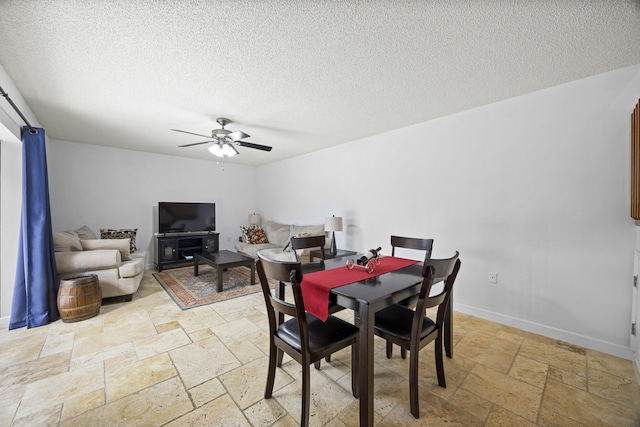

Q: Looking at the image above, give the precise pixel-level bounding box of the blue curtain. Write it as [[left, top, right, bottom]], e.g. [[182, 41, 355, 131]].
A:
[[9, 126, 59, 329]]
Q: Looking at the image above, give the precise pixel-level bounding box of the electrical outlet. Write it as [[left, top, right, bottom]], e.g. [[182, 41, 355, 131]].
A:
[[488, 272, 498, 284]]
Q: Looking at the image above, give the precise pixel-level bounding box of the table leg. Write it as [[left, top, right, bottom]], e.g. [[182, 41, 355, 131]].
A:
[[250, 262, 256, 285], [217, 267, 223, 292], [358, 303, 374, 427]]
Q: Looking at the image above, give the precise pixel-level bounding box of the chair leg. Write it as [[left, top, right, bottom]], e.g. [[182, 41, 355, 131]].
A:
[[435, 334, 446, 388], [265, 343, 277, 399], [386, 341, 393, 358], [401, 347, 407, 359], [325, 355, 331, 362], [314, 360, 321, 369], [301, 363, 311, 427], [351, 341, 359, 398], [276, 348, 284, 367], [409, 347, 420, 419]]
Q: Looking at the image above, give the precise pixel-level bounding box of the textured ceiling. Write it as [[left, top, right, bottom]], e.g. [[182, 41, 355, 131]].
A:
[[0, 1, 639, 166]]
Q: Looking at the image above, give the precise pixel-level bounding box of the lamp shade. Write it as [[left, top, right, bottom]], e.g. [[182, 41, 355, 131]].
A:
[[248, 213, 261, 226], [325, 216, 343, 232]]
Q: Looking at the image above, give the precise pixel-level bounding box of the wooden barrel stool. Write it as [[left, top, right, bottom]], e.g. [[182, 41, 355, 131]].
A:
[[57, 274, 102, 323]]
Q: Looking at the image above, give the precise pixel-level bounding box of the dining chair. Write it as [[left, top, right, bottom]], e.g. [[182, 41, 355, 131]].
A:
[[389, 235, 435, 358], [289, 234, 345, 368], [256, 253, 359, 426], [374, 251, 461, 419], [390, 235, 434, 261], [289, 234, 326, 263]]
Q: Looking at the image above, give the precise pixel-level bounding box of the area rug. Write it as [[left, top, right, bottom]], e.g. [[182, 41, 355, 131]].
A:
[[153, 265, 272, 310]]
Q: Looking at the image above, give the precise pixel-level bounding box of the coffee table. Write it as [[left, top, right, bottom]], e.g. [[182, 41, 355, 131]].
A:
[[193, 250, 256, 292]]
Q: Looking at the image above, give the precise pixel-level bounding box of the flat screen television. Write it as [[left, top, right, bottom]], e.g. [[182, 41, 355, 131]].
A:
[[158, 202, 216, 234]]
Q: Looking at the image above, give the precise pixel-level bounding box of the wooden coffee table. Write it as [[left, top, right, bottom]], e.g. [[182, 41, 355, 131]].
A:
[[193, 250, 256, 292]]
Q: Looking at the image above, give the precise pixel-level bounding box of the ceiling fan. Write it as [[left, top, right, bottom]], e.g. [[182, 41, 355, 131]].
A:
[[171, 117, 272, 157]]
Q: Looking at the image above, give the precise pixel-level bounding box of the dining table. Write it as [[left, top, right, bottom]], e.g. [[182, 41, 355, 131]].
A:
[[297, 256, 452, 427]]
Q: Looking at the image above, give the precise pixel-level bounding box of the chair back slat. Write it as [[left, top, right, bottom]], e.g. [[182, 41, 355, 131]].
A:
[[290, 235, 326, 262], [391, 235, 433, 262], [257, 253, 306, 323], [414, 251, 460, 327]]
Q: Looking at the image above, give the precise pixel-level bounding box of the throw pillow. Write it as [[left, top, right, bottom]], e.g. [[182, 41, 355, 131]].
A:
[[100, 228, 137, 252], [240, 225, 258, 243], [53, 231, 82, 252], [81, 238, 132, 261], [75, 225, 97, 240], [241, 225, 269, 244]]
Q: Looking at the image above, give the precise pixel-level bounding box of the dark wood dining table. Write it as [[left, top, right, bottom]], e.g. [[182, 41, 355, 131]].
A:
[[299, 257, 452, 427]]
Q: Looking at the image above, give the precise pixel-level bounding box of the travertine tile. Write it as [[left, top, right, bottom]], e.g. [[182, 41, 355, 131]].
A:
[[105, 352, 177, 401], [454, 330, 520, 374], [169, 335, 241, 389], [60, 388, 105, 420], [155, 320, 181, 333], [11, 404, 62, 427], [188, 377, 226, 408], [16, 362, 104, 419], [210, 317, 261, 342], [243, 397, 288, 426], [462, 364, 542, 422], [40, 331, 74, 357], [164, 393, 249, 426], [70, 342, 134, 370], [449, 388, 493, 421], [509, 355, 548, 389], [547, 365, 587, 390], [61, 377, 193, 427], [519, 339, 586, 376], [274, 363, 357, 427], [486, 405, 538, 426], [587, 367, 640, 409], [221, 357, 276, 409], [133, 326, 191, 359], [540, 379, 639, 426], [225, 336, 267, 364], [0, 331, 46, 370], [588, 348, 638, 381], [0, 350, 71, 393]]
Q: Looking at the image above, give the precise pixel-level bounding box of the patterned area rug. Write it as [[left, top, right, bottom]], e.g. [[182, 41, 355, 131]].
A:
[[153, 264, 271, 310]]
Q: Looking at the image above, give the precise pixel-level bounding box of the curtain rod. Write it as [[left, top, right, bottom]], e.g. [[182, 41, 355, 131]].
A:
[[0, 85, 37, 134]]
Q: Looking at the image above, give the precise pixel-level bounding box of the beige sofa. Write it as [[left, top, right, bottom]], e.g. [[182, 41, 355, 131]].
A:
[[235, 220, 328, 261], [53, 226, 146, 301]]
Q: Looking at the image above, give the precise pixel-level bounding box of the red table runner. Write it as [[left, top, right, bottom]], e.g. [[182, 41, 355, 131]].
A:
[[301, 256, 419, 321]]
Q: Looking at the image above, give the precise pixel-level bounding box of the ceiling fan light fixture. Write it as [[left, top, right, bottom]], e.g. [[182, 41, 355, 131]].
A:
[[222, 143, 239, 157], [208, 143, 225, 157]]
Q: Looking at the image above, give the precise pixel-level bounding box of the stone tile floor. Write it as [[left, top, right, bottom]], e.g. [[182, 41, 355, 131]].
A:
[[1, 270, 639, 426]]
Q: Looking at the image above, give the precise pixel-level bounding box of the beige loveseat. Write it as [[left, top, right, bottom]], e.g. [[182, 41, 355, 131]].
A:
[[54, 226, 146, 301], [235, 220, 328, 261]]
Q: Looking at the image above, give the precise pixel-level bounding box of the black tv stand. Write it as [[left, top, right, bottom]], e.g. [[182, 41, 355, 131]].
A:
[[155, 232, 219, 272]]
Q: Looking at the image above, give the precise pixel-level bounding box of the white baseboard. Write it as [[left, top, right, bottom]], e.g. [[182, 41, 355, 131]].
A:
[[0, 315, 10, 329], [454, 302, 633, 360]]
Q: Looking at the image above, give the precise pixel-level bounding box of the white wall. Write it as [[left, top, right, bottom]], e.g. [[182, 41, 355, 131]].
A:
[[46, 140, 259, 264], [257, 64, 640, 359]]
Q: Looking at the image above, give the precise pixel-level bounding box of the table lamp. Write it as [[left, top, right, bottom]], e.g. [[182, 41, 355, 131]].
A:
[[248, 213, 261, 227], [325, 215, 343, 256]]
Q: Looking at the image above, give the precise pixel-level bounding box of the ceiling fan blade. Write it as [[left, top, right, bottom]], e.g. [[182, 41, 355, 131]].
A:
[[239, 141, 273, 152], [178, 140, 213, 147], [171, 129, 211, 138], [227, 130, 250, 141]]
